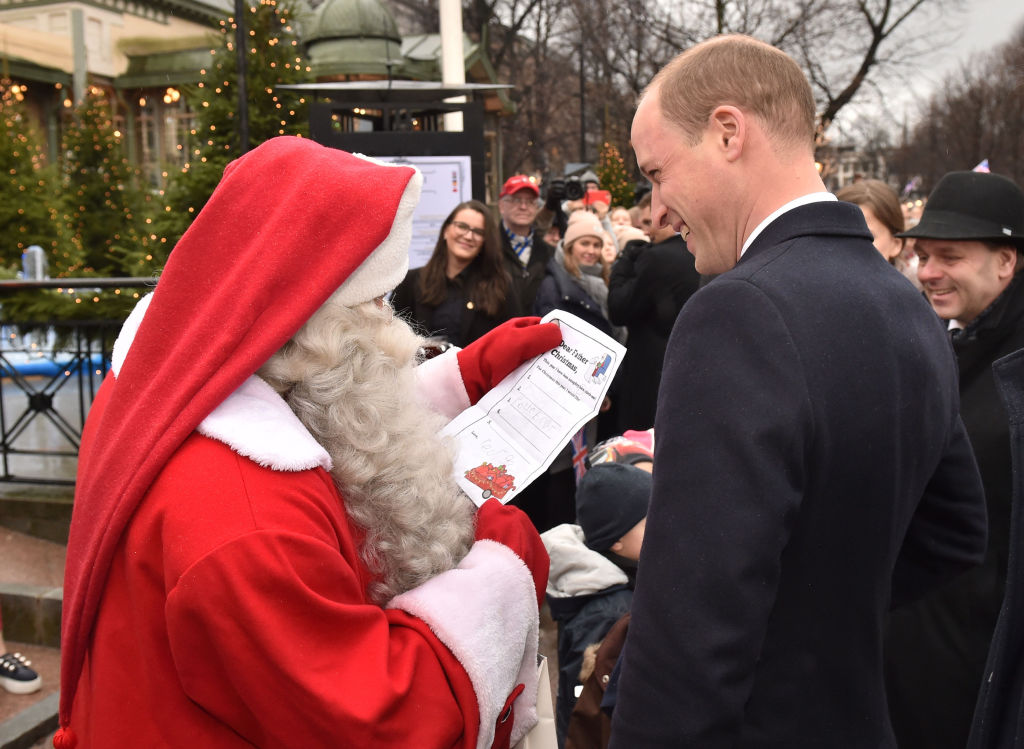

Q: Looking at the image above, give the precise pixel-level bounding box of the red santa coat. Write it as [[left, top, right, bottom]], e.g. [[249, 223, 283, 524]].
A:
[[56, 139, 542, 748], [65, 298, 539, 747]]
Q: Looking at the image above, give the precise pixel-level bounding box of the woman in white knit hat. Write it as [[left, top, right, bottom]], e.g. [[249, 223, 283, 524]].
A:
[[533, 216, 617, 338], [520, 215, 625, 539]]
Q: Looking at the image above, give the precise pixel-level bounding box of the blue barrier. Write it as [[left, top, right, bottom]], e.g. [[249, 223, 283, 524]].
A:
[[0, 353, 109, 378]]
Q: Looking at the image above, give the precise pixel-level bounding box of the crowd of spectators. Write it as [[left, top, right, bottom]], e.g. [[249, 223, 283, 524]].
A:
[[388, 147, 1024, 749], [47, 31, 1024, 749]]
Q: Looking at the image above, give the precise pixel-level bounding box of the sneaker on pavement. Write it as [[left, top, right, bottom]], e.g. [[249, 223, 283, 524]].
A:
[[0, 652, 42, 694]]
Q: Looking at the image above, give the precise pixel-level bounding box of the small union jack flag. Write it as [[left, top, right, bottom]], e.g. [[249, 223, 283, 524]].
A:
[[570, 427, 588, 483]]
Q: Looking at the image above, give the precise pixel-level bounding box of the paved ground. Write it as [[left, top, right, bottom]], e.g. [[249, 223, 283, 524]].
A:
[[1, 528, 63, 746], [30, 730, 56, 748], [1, 527, 65, 590], [0, 640, 59, 727]]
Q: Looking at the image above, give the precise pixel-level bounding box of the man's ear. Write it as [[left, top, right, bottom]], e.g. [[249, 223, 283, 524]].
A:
[[998, 247, 1018, 280], [609, 540, 624, 553], [710, 105, 744, 160]]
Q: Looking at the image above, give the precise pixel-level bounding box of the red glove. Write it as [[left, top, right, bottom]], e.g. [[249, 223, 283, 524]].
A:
[[475, 499, 549, 608], [457, 317, 562, 404]]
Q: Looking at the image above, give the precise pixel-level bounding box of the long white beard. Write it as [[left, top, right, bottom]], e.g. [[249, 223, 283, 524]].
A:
[[257, 298, 475, 603]]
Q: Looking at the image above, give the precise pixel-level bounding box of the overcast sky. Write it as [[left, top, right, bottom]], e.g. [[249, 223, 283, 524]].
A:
[[839, 0, 1023, 133], [938, 0, 1023, 72], [907, 0, 1023, 101]]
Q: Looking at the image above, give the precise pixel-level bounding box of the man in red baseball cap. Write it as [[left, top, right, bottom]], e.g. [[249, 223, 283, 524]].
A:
[[498, 175, 554, 316], [495, 175, 572, 534], [500, 174, 540, 201]]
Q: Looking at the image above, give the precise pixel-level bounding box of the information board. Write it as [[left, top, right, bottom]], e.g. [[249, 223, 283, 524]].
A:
[[378, 155, 473, 269]]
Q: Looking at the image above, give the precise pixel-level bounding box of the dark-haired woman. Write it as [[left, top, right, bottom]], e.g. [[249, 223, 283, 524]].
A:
[[392, 200, 520, 347]]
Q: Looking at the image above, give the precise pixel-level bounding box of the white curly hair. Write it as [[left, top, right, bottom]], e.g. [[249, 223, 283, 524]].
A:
[[257, 296, 474, 604]]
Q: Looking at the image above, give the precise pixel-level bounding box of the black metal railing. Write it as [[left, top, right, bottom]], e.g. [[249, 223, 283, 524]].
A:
[[0, 278, 153, 485]]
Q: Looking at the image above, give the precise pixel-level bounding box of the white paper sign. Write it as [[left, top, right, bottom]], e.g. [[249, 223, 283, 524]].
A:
[[376, 155, 472, 268], [442, 311, 626, 506]]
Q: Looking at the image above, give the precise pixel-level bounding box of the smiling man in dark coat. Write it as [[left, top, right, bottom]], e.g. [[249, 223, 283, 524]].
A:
[[609, 35, 988, 748], [886, 170, 1024, 749]]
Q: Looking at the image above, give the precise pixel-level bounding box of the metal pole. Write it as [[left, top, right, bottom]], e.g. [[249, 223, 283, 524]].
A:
[[235, 0, 250, 153], [579, 43, 586, 163], [439, 0, 465, 132]]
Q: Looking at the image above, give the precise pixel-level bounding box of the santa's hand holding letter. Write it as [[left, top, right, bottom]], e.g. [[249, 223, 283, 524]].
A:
[[53, 137, 560, 749]]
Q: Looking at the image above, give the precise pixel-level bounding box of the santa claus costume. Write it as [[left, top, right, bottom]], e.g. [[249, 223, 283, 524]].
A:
[[55, 137, 560, 748]]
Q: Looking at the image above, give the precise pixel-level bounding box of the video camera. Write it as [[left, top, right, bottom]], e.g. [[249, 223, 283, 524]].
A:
[[545, 176, 586, 203], [564, 176, 586, 201]]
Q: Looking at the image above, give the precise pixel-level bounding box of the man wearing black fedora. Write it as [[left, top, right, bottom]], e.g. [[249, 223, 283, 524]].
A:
[[885, 169, 1024, 749]]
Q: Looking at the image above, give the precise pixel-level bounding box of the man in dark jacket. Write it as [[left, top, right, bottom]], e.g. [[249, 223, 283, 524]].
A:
[[969, 346, 1024, 749], [610, 34, 988, 748], [498, 174, 555, 314], [885, 170, 1024, 749], [607, 193, 702, 432]]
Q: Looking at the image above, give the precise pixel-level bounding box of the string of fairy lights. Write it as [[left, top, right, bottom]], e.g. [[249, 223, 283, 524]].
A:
[[167, 0, 309, 217], [1, 0, 309, 319], [596, 141, 636, 208], [1, 80, 61, 260]]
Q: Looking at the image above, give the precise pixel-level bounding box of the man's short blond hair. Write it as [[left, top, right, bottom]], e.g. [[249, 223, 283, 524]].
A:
[[648, 34, 817, 151]]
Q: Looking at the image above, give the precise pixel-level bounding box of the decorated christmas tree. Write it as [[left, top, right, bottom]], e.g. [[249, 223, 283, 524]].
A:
[[0, 88, 155, 324], [0, 78, 62, 272], [596, 142, 634, 209], [58, 87, 155, 278], [151, 0, 311, 253]]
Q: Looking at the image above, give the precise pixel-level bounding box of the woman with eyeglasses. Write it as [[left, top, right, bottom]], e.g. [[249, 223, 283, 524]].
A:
[[391, 200, 519, 348]]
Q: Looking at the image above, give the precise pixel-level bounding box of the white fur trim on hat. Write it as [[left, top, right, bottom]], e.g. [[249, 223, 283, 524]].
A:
[[111, 291, 153, 376], [335, 155, 423, 307]]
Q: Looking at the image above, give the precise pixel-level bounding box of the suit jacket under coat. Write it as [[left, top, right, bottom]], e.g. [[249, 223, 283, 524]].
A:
[[609, 200, 988, 748]]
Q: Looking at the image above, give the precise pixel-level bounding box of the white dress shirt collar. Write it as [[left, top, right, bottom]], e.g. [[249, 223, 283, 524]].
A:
[[740, 192, 838, 258]]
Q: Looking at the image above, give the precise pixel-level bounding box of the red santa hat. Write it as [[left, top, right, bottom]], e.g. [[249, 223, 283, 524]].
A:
[[58, 137, 421, 729]]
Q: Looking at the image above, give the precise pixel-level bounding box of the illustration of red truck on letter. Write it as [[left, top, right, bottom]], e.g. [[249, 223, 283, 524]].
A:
[[464, 462, 517, 500]]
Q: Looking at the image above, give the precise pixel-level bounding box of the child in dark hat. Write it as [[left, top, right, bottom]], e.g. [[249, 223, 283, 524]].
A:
[[541, 461, 651, 748], [575, 462, 650, 563]]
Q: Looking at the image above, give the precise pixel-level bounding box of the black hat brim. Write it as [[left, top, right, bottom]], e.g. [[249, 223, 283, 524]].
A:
[[898, 209, 1023, 246]]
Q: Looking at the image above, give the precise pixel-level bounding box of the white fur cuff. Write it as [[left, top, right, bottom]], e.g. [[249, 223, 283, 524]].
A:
[[387, 539, 540, 749], [415, 348, 472, 421]]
